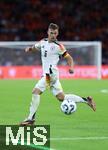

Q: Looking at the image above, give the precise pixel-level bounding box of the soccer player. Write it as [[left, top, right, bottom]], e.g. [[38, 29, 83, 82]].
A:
[[20, 23, 96, 126]]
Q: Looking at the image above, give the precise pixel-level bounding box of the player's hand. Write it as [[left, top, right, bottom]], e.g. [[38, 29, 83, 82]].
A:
[[25, 47, 32, 52], [69, 68, 74, 74]]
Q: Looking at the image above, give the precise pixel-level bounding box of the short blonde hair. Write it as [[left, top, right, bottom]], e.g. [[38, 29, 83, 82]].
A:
[[48, 23, 59, 30]]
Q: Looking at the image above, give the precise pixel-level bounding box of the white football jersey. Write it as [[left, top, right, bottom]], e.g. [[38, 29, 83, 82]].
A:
[[34, 38, 66, 78]]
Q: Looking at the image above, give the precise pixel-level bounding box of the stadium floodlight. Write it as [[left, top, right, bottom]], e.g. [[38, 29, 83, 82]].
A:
[[0, 41, 102, 79]]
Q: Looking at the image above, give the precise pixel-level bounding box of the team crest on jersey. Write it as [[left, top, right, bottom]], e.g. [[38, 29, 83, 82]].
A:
[[42, 45, 44, 48], [50, 46, 55, 51]]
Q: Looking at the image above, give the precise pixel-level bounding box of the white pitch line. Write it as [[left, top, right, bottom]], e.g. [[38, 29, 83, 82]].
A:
[[100, 89, 108, 93], [50, 136, 108, 141]]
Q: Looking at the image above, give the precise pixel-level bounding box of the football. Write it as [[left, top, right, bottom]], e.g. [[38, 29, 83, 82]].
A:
[[60, 99, 77, 115]]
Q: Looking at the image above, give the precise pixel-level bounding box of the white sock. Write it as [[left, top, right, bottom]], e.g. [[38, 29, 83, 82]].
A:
[[28, 94, 40, 120], [64, 94, 87, 103]]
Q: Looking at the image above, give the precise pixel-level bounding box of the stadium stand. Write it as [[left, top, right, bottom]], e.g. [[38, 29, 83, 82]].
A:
[[0, 0, 108, 65]]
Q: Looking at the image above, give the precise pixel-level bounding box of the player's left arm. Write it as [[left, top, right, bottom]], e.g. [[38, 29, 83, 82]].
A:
[[59, 43, 74, 74], [63, 52, 74, 74]]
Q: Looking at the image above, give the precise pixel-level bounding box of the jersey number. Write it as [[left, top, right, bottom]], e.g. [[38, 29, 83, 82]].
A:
[[44, 50, 47, 57]]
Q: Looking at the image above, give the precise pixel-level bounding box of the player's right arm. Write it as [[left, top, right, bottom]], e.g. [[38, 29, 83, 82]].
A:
[[25, 41, 41, 52], [25, 45, 37, 52]]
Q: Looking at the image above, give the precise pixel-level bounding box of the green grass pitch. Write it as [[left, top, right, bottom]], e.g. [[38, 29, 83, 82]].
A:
[[0, 79, 108, 150]]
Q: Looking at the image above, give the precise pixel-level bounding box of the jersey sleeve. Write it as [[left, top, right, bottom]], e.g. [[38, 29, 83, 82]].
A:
[[58, 43, 67, 56], [34, 41, 41, 50]]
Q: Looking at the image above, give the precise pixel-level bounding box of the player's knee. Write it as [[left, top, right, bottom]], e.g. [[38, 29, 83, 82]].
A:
[[56, 93, 64, 101], [32, 88, 42, 95]]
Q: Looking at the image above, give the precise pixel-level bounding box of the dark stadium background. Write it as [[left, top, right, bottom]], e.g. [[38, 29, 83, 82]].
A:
[[0, 0, 108, 64]]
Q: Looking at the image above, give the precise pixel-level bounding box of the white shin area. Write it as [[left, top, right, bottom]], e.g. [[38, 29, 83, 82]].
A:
[[28, 94, 40, 120], [64, 94, 86, 103]]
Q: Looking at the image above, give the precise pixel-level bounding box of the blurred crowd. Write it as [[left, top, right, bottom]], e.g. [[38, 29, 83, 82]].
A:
[[0, 0, 108, 64]]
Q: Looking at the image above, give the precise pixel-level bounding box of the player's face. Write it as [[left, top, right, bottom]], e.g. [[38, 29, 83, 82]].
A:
[[48, 29, 58, 41]]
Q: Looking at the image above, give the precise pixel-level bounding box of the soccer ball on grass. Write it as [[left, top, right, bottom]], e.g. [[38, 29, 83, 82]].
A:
[[60, 99, 77, 115]]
